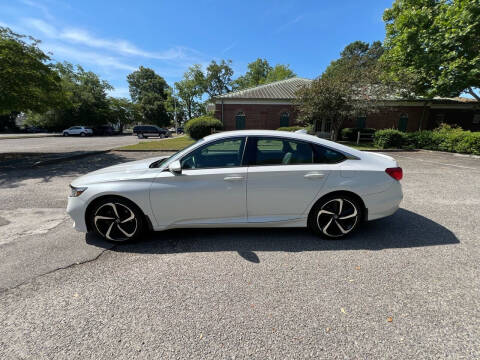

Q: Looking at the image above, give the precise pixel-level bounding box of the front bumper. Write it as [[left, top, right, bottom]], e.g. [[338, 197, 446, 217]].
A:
[[66, 196, 88, 232]]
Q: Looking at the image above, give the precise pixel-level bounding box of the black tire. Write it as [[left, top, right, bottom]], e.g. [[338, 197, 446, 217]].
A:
[[159, 133, 165, 139], [308, 193, 363, 239], [88, 197, 144, 242], [80, 132, 86, 137], [63, 132, 68, 136]]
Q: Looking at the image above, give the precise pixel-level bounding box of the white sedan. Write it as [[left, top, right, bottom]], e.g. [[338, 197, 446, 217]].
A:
[[67, 130, 403, 241]]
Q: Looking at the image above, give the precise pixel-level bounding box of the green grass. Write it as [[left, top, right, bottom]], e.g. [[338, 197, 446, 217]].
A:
[[117, 136, 196, 151]]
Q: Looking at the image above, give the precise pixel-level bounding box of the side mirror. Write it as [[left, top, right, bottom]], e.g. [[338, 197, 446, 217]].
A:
[[168, 160, 182, 174]]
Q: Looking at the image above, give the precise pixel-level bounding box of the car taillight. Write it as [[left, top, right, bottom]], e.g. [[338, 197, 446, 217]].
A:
[[385, 167, 403, 181]]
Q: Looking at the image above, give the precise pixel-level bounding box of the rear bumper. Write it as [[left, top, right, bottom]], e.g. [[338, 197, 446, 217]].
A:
[[66, 196, 88, 232], [363, 181, 403, 221]]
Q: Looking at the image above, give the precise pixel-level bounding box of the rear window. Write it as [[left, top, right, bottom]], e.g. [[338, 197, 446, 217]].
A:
[[313, 144, 346, 164]]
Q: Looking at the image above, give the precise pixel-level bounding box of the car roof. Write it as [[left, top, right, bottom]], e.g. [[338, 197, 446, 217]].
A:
[[203, 130, 363, 157]]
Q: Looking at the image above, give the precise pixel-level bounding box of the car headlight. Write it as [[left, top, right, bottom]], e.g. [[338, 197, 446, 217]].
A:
[[70, 185, 87, 197]]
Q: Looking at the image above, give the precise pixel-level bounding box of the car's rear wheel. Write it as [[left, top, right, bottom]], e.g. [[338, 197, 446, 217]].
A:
[[308, 194, 362, 239], [80, 132, 86, 137], [159, 133, 165, 139], [63, 132, 68, 136], [89, 197, 144, 242]]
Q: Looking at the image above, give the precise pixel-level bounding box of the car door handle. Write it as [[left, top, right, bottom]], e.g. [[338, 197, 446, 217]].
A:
[[304, 173, 325, 179], [224, 176, 244, 181]]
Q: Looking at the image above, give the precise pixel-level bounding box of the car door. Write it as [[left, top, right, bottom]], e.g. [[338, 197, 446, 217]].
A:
[[70, 126, 80, 135], [150, 137, 248, 228], [245, 136, 341, 223]]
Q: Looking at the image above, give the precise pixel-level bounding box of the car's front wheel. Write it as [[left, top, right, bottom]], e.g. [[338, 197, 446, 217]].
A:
[[89, 197, 144, 242], [308, 194, 362, 239], [63, 132, 68, 136]]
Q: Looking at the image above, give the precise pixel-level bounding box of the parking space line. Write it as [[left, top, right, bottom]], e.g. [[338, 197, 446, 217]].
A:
[[393, 154, 480, 172]]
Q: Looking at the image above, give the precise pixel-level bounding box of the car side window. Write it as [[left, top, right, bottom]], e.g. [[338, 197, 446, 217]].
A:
[[181, 138, 246, 169], [313, 144, 346, 164], [252, 137, 314, 165]]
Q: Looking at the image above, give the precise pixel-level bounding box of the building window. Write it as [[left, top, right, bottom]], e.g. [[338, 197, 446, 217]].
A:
[[399, 113, 408, 132], [235, 112, 246, 130], [280, 112, 289, 127], [356, 116, 366, 129]]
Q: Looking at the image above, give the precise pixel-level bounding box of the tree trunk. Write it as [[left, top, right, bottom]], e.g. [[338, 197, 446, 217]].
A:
[[467, 88, 480, 101]]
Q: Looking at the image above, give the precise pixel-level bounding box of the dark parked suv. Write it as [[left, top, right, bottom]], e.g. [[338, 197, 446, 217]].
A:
[[132, 125, 171, 139]]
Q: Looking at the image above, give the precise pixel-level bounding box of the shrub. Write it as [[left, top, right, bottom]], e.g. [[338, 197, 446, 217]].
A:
[[341, 127, 376, 141], [454, 132, 480, 155], [276, 126, 306, 132], [373, 129, 408, 149], [184, 116, 223, 140], [406, 130, 434, 148]]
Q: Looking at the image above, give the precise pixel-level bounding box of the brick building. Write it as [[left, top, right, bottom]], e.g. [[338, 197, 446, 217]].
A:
[[213, 77, 480, 136]]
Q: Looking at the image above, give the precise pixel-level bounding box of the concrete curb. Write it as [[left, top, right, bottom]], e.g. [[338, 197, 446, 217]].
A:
[[0, 134, 61, 140], [0, 150, 110, 170], [32, 150, 111, 167]]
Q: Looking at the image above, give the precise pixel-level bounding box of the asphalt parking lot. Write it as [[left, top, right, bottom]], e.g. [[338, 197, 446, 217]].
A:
[[0, 134, 148, 154], [0, 150, 479, 359]]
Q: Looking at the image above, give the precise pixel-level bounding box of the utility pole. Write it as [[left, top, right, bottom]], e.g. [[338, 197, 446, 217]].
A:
[[173, 84, 177, 133]]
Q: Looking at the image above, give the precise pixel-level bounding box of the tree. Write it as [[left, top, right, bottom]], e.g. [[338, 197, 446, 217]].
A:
[[204, 59, 234, 98], [0, 27, 62, 130], [265, 64, 296, 83], [107, 97, 140, 133], [296, 42, 387, 141], [127, 66, 170, 126], [382, 0, 480, 100], [233, 58, 296, 90], [324, 41, 384, 80], [175, 64, 205, 120], [54, 62, 112, 128]]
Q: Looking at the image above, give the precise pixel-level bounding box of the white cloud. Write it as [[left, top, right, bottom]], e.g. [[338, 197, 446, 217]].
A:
[[42, 43, 137, 71], [19, 0, 54, 20], [23, 18, 56, 37], [276, 15, 304, 32], [221, 42, 236, 54], [59, 28, 186, 60]]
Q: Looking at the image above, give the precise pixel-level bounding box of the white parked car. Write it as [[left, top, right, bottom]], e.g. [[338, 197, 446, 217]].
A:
[[62, 126, 93, 137], [67, 130, 403, 242]]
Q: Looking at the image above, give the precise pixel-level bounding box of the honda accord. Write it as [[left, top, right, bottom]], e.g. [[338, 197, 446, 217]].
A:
[[67, 130, 403, 241]]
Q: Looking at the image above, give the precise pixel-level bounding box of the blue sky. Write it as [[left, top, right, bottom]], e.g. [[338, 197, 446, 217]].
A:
[[0, 0, 394, 98]]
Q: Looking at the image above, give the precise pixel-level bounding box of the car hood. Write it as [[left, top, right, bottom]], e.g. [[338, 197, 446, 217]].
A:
[[71, 155, 170, 186]]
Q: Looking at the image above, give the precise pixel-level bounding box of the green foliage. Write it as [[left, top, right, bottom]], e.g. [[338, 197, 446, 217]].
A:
[[374, 125, 480, 154], [276, 126, 306, 132], [233, 59, 295, 90], [107, 97, 140, 133], [373, 129, 408, 149], [324, 41, 384, 81], [204, 60, 234, 98], [184, 116, 223, 140], [175, 64, 205, 120], [382, 0, 480, 100], [0, 26, 62, 127], [127, 66, 170, 126], [341, 127, 376, 141]]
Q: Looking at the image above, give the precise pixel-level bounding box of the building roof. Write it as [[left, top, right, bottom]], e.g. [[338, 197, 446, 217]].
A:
[[214, 77, 477, 105], [215, 77, 312, 100]]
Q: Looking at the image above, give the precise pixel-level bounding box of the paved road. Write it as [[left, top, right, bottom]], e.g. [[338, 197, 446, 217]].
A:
[[0, 135, 150, 154], [0, 150, 479, 359]]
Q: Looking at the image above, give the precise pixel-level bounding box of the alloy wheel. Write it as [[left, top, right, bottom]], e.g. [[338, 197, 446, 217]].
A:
[[316, 198, 359, 238], [94, 202, 138, 241]]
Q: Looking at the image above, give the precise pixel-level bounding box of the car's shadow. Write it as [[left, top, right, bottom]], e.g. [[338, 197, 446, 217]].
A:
[[86, 208, 459, 263]]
